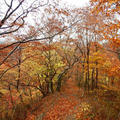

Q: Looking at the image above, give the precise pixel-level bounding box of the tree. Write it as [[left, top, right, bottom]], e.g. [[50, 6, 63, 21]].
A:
[[90, 0, 120, 49]]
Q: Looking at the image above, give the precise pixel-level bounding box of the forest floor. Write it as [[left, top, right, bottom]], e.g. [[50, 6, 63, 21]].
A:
[[25, 78, 120, 120]]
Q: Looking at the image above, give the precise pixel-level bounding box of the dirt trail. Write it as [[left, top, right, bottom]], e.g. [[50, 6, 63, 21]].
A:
[[26, 79, 92, 120]]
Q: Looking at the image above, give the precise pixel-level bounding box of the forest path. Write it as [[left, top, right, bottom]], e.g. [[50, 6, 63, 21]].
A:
[[26, 78, 93, 120]]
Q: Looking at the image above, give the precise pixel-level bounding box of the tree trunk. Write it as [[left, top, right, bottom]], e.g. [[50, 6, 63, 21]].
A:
[[95, 44, 98, 88], [50, 79, 54, 93], [91, 68, 95, 90], [56, 68, 69, 91]]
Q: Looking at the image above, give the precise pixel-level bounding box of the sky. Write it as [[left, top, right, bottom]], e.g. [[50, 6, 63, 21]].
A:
[[61, 0, 90, 7]]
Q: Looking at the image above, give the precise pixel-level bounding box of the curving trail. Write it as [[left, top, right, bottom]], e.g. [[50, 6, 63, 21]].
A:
[[26, 79, 96, 120]]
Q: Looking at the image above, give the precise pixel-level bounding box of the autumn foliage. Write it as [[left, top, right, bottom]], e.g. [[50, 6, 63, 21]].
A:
[[0, 0, 120, 120]]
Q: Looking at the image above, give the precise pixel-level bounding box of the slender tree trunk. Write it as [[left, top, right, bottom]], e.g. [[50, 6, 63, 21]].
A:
[[50, 78, 54, 93], [9, 85, 14, 107], [91, 68, 95, 90], [85, 26, 90, 91], [56, 73, 63, 92], [95, 44, 98, 88], [87, 47, 90, 91], [86, 42, 90, 91], [17, 47, 24, 103], [95, 67, 98, 88], [76, 64, 80, 87], [17, 47, 21, 90], [84, 72, 88, 90], [46, 81, 49, 94]]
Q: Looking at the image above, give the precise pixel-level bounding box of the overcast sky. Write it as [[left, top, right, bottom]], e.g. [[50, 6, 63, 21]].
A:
[[61, 0, 90, 7]]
